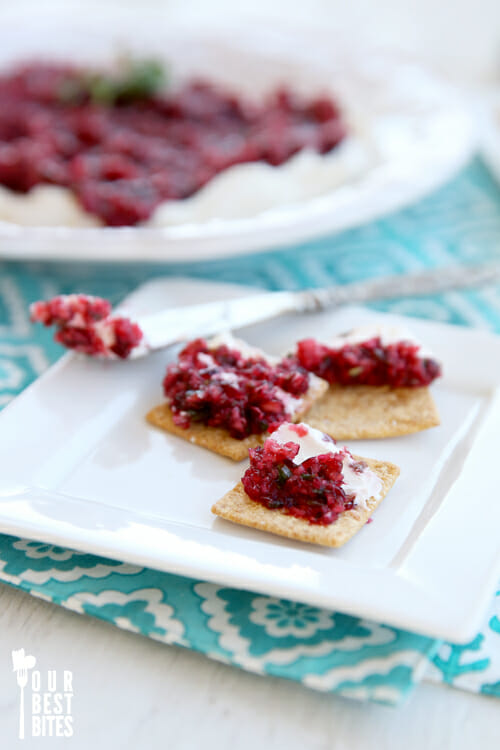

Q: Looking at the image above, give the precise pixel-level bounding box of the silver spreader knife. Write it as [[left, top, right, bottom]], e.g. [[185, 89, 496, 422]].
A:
[[132, 261, 500, 356]]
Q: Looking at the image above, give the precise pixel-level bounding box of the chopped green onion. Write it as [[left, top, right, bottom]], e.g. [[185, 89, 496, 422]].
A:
[[276, 464, 292, 485]]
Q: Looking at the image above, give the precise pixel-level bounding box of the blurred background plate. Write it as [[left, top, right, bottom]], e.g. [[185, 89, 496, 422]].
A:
[[0, 7, 476, 262]]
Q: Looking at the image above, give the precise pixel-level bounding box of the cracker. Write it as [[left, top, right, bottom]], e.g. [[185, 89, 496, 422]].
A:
[[146, 403, 262, 461], [146, 377, 328, 462], [303, 384, 440, 440], [212, 457, 400, 547]]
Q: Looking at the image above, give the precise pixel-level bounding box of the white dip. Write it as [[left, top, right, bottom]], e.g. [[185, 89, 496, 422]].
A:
[[270, 422, 382, 507], [0, 137, 371, 228]]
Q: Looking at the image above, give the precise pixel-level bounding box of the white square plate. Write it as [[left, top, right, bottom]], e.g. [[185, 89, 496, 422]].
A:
[[0, 278, 499, 643]]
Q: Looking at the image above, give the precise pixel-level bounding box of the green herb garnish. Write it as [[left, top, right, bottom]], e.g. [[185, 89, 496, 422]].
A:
[[58, 58, 167, 106]]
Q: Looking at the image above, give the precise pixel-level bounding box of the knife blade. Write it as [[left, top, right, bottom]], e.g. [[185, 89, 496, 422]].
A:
[[132, 261, 500, 356]]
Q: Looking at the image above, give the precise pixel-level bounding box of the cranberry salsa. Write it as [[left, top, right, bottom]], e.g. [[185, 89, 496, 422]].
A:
[[296, 325, 441, 388], [163, 336, 314, 440], [30, 294, 143, 359], [0, 60, 346, 226], [242, 422, 382, 525]]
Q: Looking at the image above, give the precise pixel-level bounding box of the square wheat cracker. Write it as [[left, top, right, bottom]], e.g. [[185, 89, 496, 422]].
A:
[[146, 377, 328, 461], [303, 384, 440, 440], [212, 458, 399, 547]]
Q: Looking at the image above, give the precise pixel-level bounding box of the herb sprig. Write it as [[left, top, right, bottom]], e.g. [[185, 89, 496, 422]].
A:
[[59, 58, 167, 106]]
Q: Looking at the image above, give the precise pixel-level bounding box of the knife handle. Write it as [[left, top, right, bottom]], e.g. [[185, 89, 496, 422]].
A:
[[294, 261, 500, 312]]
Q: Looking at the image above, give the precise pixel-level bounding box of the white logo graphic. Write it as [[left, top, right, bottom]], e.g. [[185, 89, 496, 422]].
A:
[[12, 649, 74, 739], [12, 649, 36, 740]]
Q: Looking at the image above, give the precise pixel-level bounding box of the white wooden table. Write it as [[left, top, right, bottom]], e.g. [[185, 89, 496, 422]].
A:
[[0, 583, 498, 749]]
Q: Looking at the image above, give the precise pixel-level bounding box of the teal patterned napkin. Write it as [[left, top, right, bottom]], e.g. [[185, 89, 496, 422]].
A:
[[0, 158, 499, 705], [0, 535, 438, 705], [427, 587, 500, 697]]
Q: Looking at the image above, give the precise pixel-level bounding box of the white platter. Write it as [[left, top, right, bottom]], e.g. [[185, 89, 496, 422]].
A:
[[0, 277, 499, 643], [0, 8, 475, 262]]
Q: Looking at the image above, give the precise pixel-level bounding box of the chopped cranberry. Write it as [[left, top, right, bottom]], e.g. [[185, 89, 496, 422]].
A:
[[30, 294, 143, 358], [6, 62, 82, 104], [242, 438, 354, 525], [30, 294, 111, 326], [317, 119, 347, 153], [69, 151, 142, 182], [308, 97, 341, 123], [108, 317, 143, 359], [75, 178, 161, 226], [290, 423, 308, 437], [350, 459, 368, 474], [54, 323, 107, 357], [0, 138, 56, 192], [163, 338, 311, 440], [67, 107, 108, 145], [0, 61, 346, 225], [296, 337, 441, 387]]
